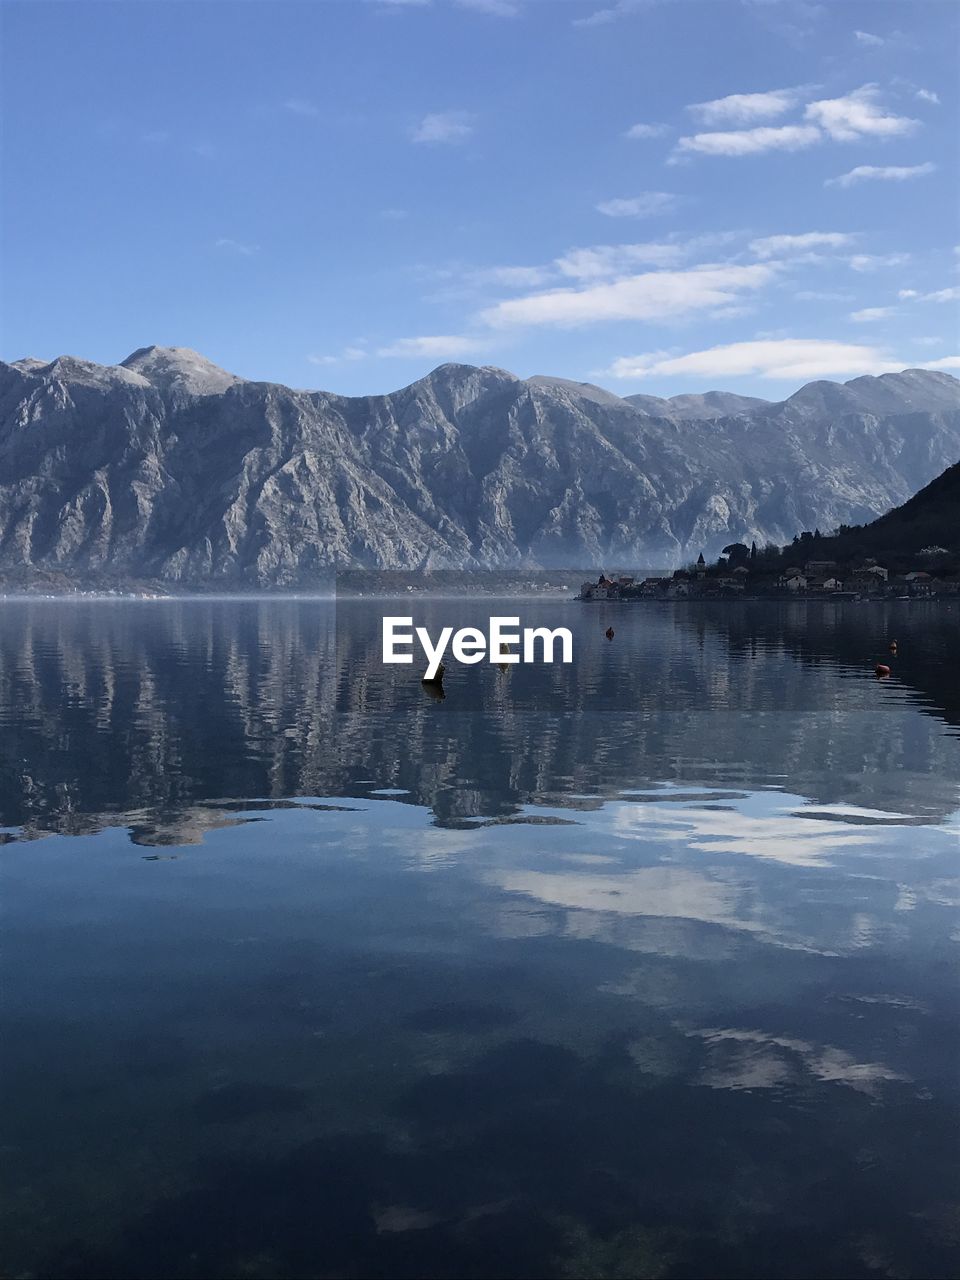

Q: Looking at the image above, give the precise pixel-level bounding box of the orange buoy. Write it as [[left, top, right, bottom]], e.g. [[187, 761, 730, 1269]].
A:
[[605, 627, 615, 640], [875, 663, 891, 678]]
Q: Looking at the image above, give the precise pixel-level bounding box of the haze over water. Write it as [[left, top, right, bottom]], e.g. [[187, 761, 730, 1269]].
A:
[[2, 598, 958, 1279]]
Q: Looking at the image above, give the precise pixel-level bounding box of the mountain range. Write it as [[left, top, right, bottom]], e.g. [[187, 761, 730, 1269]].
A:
[[1, 346, 958, 589]]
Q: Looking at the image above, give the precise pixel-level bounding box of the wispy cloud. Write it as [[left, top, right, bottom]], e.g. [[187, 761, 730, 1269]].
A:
[[377, 334, 489, 357], [411, 111, 475, 144], [601, 338, 901, 381], [214, 237, 259, 256], [826, 161, 935, 188], [283, 98, 319, 117], [478, 263, 775, 329], [917, 286, 960, 303], [849, 307, 894, 322], [750, 231, 855, 258], [853, 29, 884, 47], [804, 85, 918, 140], [740, 0, 825, 46], [795, 289, 855, 302], [624, 122, 669, 139], [674, 85, 922, 162], [688, 86, 808, 125], [595, 192, 678, 218], [916, 87, 940, 104], [673, 124, 820, 158], [572, 0, 645, 28], [308, 346, 368, 366], [478, 265, 554, 288], [848, 253, 909, 272], [455, 0, 520, 13], [417, 241, 700, 303], [554, 242, 686, 280]]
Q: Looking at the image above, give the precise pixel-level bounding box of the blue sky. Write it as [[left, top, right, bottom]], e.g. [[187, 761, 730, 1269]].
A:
[[2, 0, 957, 398]]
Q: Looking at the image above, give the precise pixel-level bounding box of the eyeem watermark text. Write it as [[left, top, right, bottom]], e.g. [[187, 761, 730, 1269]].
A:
[[383, 616, 574, 680]]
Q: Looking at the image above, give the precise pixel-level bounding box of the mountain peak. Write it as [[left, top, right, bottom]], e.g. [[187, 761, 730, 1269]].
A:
[[120, 346, 240, 395], [526, 375, 629, 408], [787, 367, 960, 417], [624, 389, 772, 421], [30, 355, 152, 390], [426, 362, 519, 382]]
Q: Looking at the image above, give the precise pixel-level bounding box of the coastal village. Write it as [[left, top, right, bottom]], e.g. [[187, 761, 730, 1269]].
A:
[[580, 541, 960, 602]]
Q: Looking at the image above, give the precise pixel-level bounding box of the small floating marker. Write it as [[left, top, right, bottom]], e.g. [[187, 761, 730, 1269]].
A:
[[875, 663, 891, 678], [605, 627, 615, 640], [889, 640, 898, 653]]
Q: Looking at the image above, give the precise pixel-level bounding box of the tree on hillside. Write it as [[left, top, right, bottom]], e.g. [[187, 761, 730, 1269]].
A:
[[721, 543, 750, 565]]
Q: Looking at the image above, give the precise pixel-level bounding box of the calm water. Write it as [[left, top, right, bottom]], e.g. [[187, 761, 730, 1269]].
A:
[[1, 598, 958, 1280]]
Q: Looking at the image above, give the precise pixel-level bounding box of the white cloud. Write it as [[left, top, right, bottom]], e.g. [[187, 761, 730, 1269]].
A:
[[553, 243, 686, 280], [455, 0, 519, 14], [916, 88, 940, 105], [411, 111, 475, 144], [850, 307, 894, 322], [688, 86, 807, 125], [826, 161, 935, 188], [214, 237, 258, 256], [376, 335, 489, 357], [478, 263, 775, 329], [919, 286, 960, 303], [925, 356, 960, 370], [848, 253, 909, 272], [804, 85, 918, 141], [308, 346, 368, 366], [898, 289, 919, 299], [595, 192, 678, 218], [673, 124, 821, 158], [601, 338, 901, 381], [750, 231, 855, 258], [624, 122, 669, 139], [854, 30, 884, 47]]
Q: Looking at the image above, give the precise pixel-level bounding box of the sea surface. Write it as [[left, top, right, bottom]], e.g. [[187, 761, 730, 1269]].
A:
[[1, 597, 958, 1280]]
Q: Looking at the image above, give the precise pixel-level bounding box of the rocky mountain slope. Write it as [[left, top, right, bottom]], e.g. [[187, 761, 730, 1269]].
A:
[[0, 347, 958, 588]]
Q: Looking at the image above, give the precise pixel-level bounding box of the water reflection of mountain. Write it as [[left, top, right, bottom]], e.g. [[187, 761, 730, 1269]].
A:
[[0, 599, 957, 842]]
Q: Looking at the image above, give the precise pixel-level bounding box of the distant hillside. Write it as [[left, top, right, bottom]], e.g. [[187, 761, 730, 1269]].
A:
[[780, 460, 960, 570], [625, 389, 772, 420]]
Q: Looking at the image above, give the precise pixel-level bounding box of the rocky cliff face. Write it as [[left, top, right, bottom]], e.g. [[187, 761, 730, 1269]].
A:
[[1, 347, 957, 587]]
